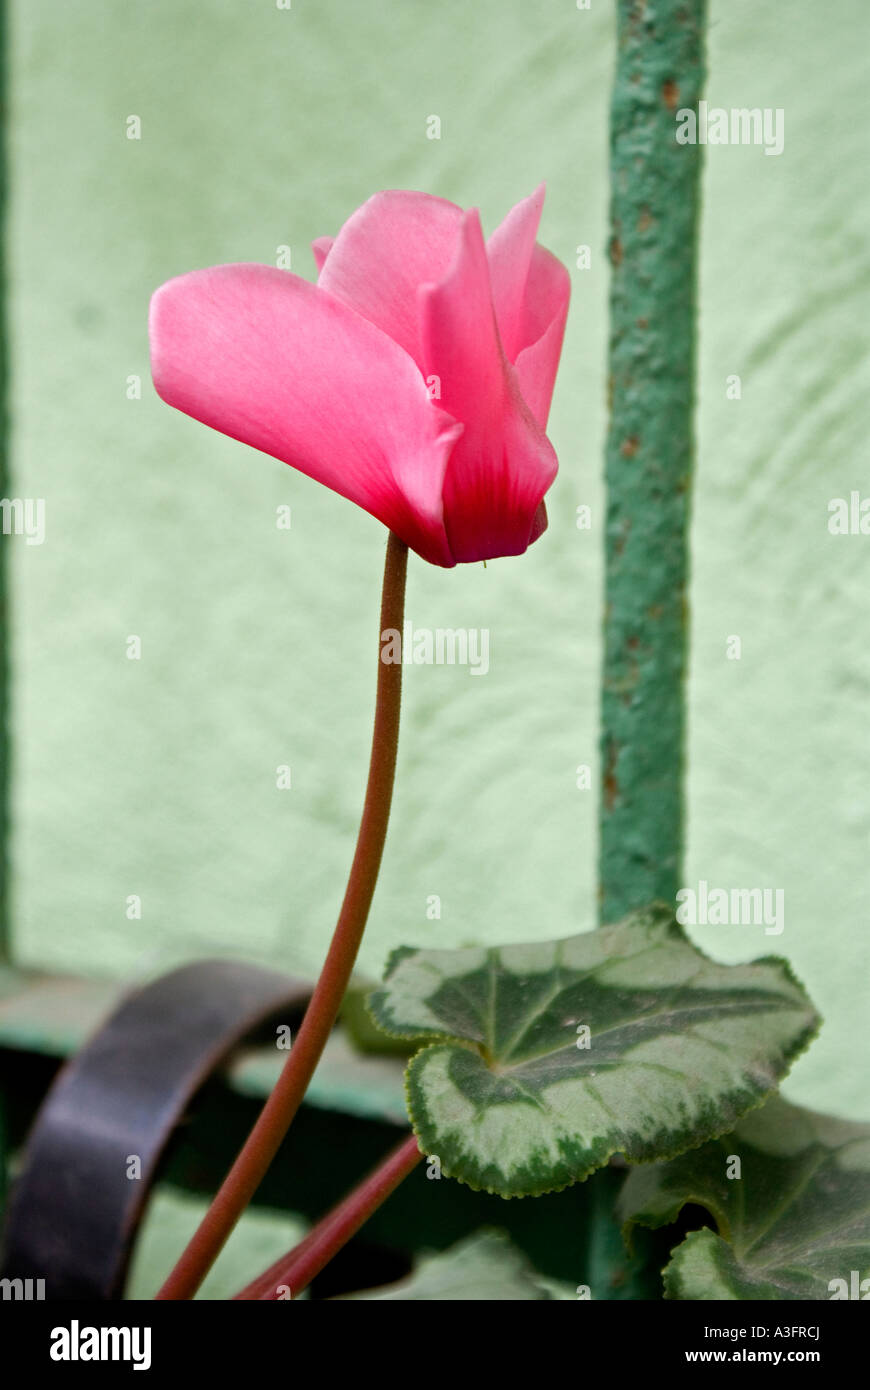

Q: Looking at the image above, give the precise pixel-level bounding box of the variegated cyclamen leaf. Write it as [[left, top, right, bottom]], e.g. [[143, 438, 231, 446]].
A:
[[338, 1231, 569, 1300], [618, 1096, 870, 1300], [368, 906, 819, 1198]]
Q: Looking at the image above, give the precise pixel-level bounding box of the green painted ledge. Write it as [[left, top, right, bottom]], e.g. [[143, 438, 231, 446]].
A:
[[0, 964, 666, 1297], [0, 965, 408, 1126]]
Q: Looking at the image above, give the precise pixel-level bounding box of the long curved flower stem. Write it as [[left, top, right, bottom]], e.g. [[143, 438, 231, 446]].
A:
[[156, 532, 409, 1301], [234, 1133, 423, 1300]]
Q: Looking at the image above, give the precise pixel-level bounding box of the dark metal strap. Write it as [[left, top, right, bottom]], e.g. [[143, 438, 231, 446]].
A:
[[0, 959, 311, 1299]]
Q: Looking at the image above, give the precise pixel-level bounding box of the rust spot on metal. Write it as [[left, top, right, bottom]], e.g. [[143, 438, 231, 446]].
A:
[[613, 520, 631, 559], [620, 436, 640, 458], [638, 208, 654, 233], [604, 740, 619, 812], [662, 79, 679, 110], [636, 316, 648, 330], [609, 235, 623, 267]]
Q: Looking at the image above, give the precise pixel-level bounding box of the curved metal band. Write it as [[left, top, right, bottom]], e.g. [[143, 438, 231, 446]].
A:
[[0, 959, 311, 1299]]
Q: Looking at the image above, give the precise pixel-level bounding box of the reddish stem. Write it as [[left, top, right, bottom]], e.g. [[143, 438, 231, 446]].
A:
[[156, 533, 408, 1301], [234, 1133, 423, 1300]]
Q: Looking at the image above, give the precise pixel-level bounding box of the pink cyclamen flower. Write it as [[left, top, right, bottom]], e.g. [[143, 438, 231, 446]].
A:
[[149, 186, 569, 567]]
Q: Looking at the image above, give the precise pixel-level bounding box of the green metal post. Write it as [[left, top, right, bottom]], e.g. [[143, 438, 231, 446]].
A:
[[599, 0, 707, 923]]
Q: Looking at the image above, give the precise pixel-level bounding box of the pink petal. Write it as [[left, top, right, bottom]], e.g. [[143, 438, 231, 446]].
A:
[[513, 246, 571, 429], [529, 500, 549, 544], [311, 236, 334, 274], [485, 184, 545, 362], [420, 210, 558, 563], [318, 191, 464, 368], [150, 264, 462, 566]]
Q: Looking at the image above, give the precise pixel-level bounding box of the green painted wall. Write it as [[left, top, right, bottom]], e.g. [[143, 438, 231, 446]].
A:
[[8, 0, 870, 1121]]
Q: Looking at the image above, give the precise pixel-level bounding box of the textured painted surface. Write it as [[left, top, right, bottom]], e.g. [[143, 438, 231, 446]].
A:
[[5, 0, 870, 1125], [0, 2, 8, 1225], [599, 0, 705, 921], [0, 0, 9, 965]]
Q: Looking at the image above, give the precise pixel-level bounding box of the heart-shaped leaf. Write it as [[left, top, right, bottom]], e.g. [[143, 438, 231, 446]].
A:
[[338, 1231, 570, 1300], [368, 906, 819, 1197], [618, 1095, 870, 1300]]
